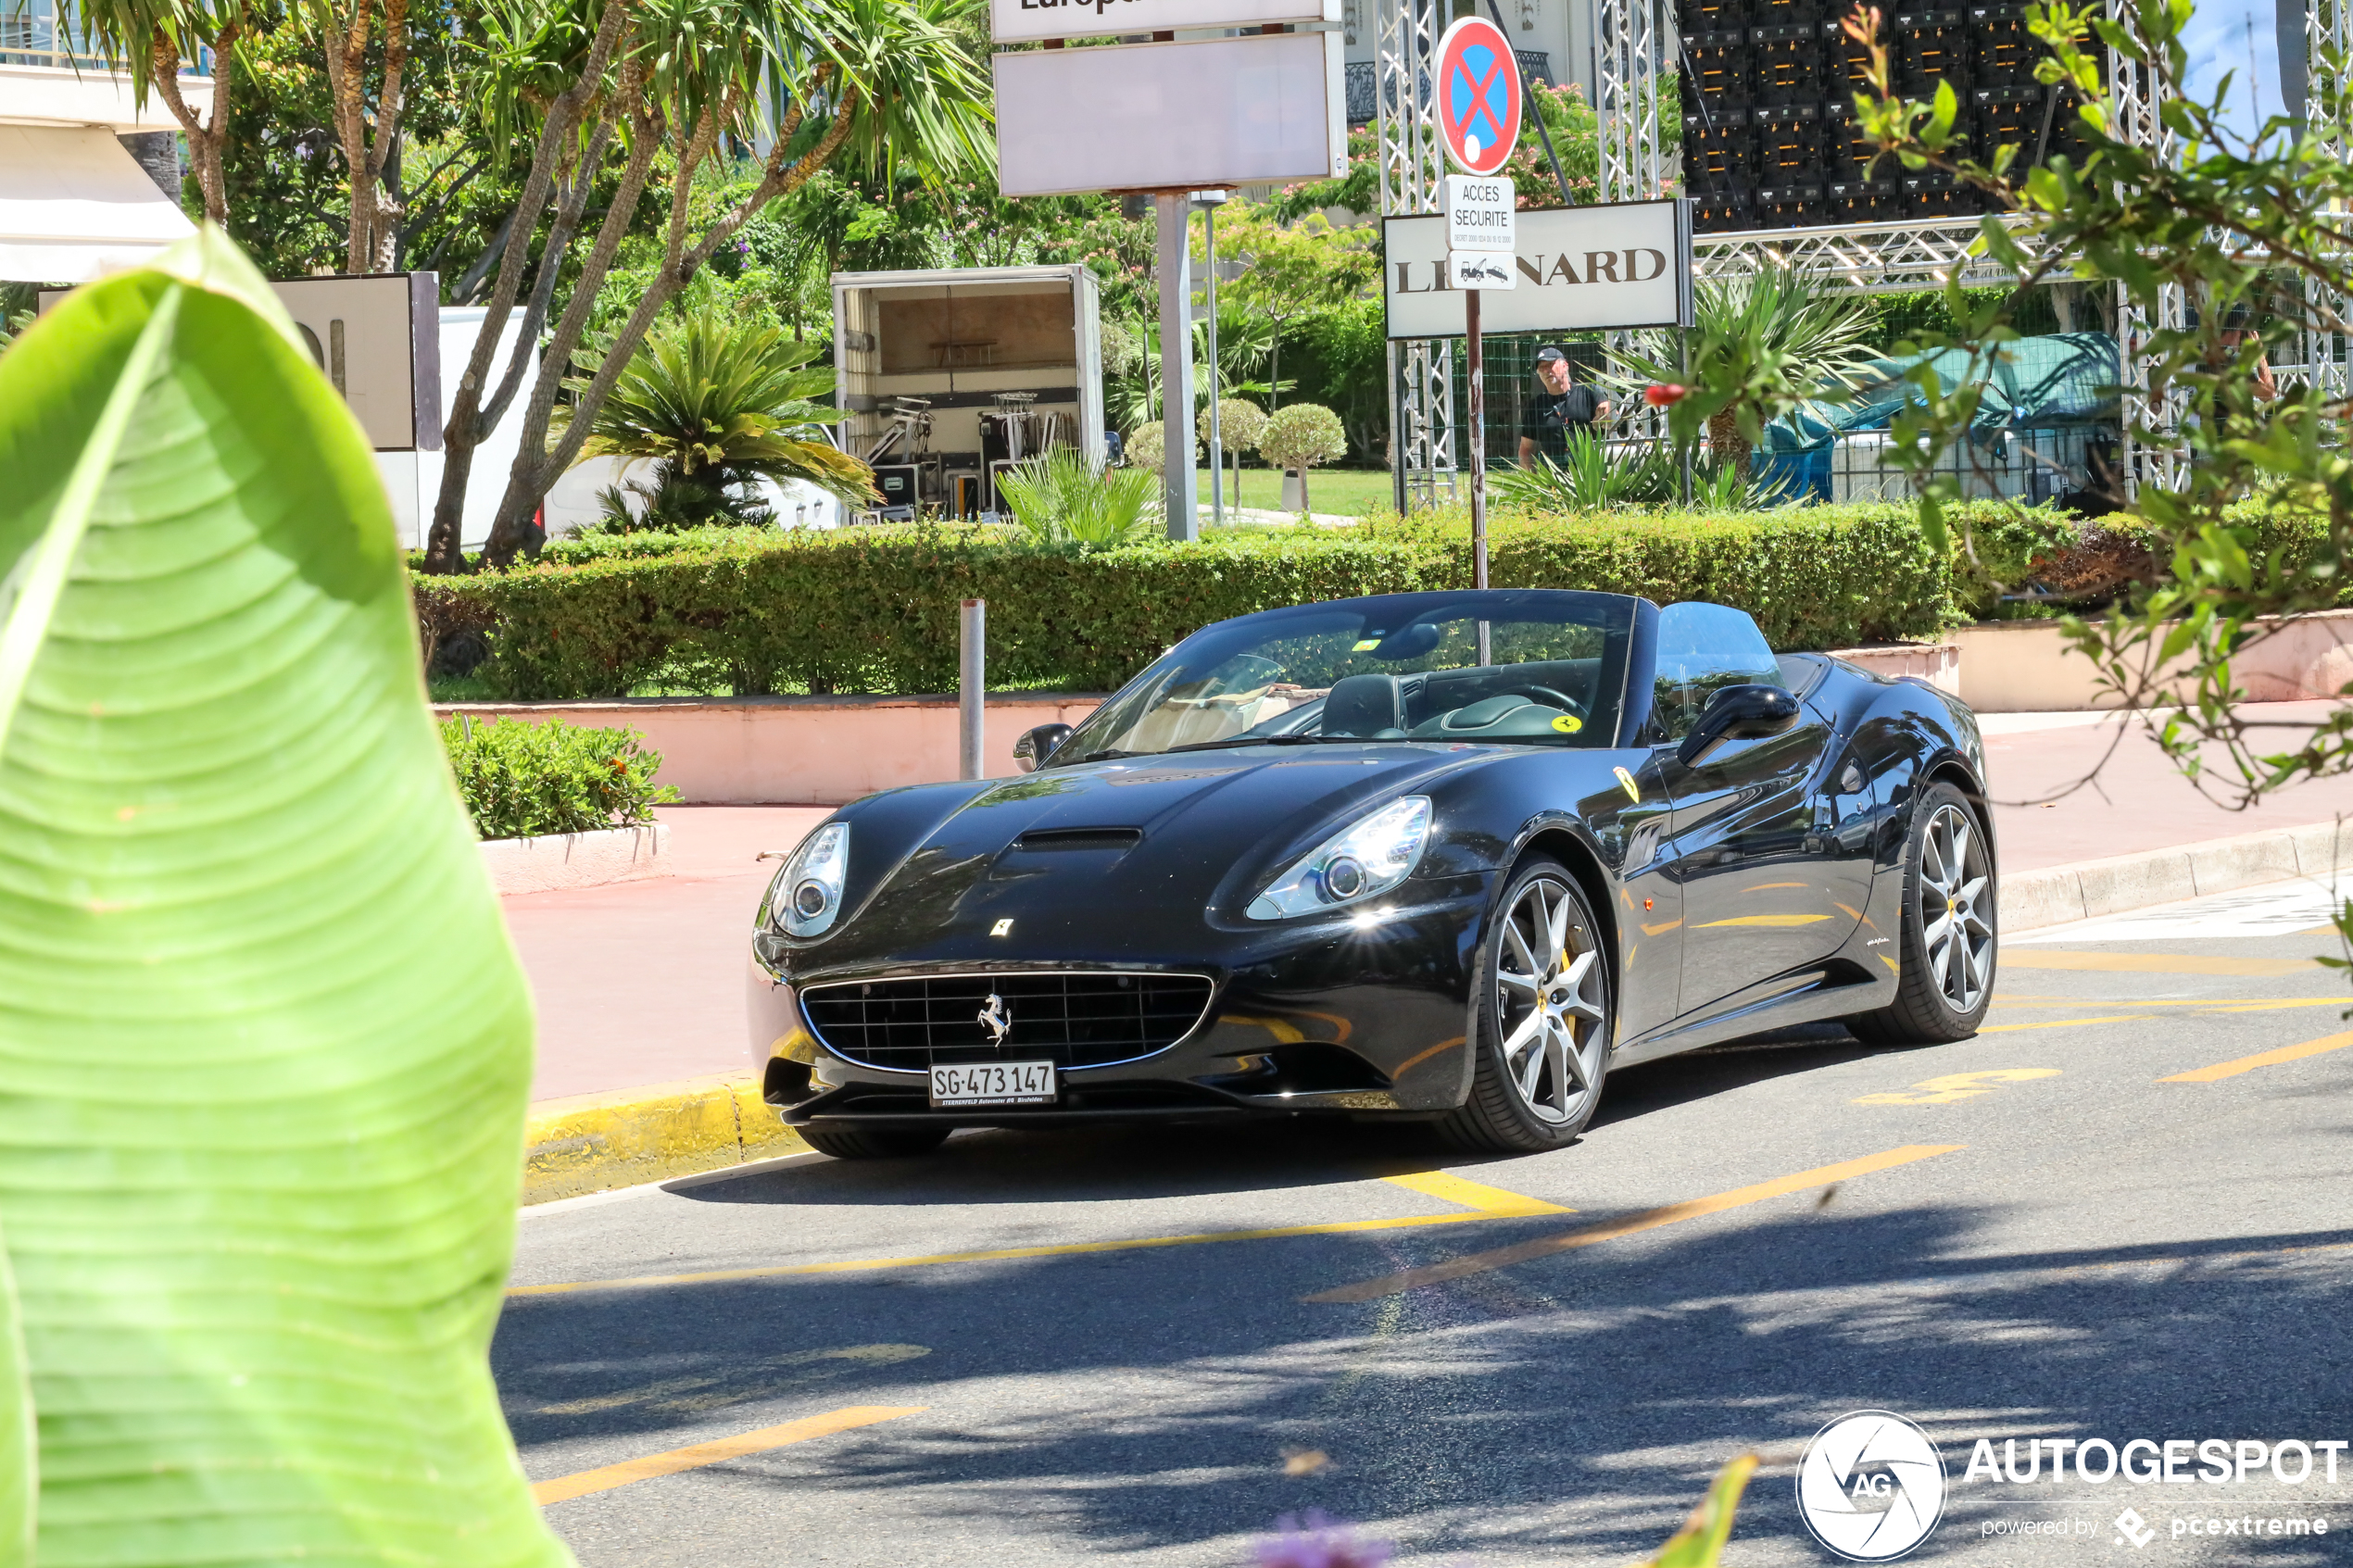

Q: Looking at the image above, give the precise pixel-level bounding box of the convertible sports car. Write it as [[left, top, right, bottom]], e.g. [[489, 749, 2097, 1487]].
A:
[[747, 589, 1995, 1159]]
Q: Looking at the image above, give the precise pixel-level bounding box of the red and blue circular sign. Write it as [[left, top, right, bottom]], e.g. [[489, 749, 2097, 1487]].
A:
[[1436, 17, 1522, 175]]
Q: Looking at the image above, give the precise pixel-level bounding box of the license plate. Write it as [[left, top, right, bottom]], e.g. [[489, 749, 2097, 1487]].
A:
[[929, 1060, 1057, 1107]]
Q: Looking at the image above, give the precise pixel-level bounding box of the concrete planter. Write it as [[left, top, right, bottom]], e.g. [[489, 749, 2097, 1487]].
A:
[[1946, 608, 2353, 712], [480, 822, 671, 895], [437, 693, 1105, 807]]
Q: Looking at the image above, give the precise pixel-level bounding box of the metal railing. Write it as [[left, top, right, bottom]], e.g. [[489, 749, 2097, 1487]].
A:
[[0, 0, 211, 74]]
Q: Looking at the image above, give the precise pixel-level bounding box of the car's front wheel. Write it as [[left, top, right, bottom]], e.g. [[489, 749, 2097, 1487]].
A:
[[797, 1124, 952, 1160], [1438, 858, 1614, 1154], [1848, 781, 1995, 1044]]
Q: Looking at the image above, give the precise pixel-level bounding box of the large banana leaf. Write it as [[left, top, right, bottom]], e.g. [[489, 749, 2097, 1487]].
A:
[[0, 230, 569, 1566]]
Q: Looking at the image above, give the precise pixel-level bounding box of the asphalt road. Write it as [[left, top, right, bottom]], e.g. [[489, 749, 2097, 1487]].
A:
[[497, 877, 2353, 1567]]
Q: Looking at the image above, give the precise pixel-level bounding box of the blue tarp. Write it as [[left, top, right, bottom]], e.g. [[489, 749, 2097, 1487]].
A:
[[1754, 332, 2121, 500]]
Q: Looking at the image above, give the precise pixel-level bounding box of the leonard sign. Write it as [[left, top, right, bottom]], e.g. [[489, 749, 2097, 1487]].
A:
[[1382, 198, 1692, 339], [1434, 17, 1520, 174]]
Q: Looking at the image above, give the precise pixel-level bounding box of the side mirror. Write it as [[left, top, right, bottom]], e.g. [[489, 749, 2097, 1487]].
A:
[[1676, 684, 1800, 769], [1013, 722, 1073, 772]]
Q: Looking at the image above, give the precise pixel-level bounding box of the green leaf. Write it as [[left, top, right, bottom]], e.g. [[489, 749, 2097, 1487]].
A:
[[0, 232, 569, 1565], [1632, 1454, 1759, 1567]]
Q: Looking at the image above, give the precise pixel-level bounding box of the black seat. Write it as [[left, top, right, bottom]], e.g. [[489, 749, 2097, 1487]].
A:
[[1323, 673, 1406, 736]]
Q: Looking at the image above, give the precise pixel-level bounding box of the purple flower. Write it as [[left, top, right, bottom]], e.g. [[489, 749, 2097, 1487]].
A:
[[1256, 1512, 1393, 1568]]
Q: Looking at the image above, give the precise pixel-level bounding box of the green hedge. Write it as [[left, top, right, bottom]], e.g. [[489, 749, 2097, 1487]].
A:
[[422, 505, 1994, 700]]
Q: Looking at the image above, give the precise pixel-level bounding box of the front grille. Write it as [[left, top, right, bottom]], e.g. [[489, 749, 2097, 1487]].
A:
[[799, 972, 1214, 1073]]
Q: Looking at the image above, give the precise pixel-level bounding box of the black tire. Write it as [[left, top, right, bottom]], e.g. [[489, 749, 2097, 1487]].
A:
[[798, 1124, 952, 1160], [1847, 781, 1996, 1045], [1438, 857, 1615, 1154]]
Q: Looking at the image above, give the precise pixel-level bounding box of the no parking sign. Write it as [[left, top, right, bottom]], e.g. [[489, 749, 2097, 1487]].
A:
[[1434, 17, 1521, 174]]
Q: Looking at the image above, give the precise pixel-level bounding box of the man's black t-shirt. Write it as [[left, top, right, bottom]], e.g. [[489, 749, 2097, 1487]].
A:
[[1524, 385, 1602, 461]]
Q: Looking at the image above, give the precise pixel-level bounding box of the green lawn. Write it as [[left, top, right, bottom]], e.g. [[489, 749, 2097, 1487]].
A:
[[1190, 466, 1392, 518]]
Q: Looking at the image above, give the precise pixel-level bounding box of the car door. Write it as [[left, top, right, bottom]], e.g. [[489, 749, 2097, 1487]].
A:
[[1644, 605, 1859, 1017]]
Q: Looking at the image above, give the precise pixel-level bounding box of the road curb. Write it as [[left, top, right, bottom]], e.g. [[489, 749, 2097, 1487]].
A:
[[518, 817, 2351, 1204], [2001, 817, 2350, 932], [524, 1073, 808, 1204]]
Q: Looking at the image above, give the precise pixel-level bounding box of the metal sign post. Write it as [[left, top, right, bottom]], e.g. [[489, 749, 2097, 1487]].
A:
[[1155, 194, 1199, 541], [1436, 11, 1520, 665], [1445, 174, 1516, 663]]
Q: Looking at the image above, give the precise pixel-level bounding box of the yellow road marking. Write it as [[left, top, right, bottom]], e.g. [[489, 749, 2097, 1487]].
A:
[[1977, 1015, 2150, 1033], [1302, 1145, 1965, 1304], [2001, 950, 2313, 977], [1380, 1171, 1572, 1215], [532, 1405, 924, 1505], [1742, 882, 1810, 892], [508, 1170, 1568, 1298], [1992, 997, 2347, 1015], [1855, 1069, 2060, 1105], [1692, 913, 1835, 928], [2159, 1031, 2353, 1084]]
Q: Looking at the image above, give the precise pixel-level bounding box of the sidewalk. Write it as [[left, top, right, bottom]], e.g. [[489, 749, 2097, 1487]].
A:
[[507, 700, 2353, 1105]]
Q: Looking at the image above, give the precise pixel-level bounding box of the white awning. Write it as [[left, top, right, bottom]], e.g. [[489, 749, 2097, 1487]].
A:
[[0, 123, 195, 284]]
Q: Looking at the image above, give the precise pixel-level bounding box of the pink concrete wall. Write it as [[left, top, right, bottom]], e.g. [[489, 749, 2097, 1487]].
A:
[[435, 694, 1105, 806]]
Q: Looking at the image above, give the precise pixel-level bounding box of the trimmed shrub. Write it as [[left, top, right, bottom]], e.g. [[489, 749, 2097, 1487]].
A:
[[421, 505, 1979, 699], [439, 716, 679, 840]]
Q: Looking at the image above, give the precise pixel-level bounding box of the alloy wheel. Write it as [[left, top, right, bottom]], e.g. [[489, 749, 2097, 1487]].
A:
[[1919, 802, 1994, 1012], [1491, 874, 1609, 1125]]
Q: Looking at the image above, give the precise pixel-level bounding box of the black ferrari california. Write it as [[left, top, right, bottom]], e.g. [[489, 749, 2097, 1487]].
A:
[[747, 589, 1995, 1158]]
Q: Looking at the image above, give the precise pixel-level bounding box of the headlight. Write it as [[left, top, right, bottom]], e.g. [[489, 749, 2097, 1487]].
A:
[[764, 822, 850, 938], [1247, 797, 1431, 921]]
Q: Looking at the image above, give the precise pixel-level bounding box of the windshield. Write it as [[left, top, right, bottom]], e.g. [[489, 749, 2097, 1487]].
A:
[[1052, 590, 1639, 763]]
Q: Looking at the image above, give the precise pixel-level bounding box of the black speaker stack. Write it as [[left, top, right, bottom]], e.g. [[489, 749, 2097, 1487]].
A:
[[1679, 0, 2095, 232]]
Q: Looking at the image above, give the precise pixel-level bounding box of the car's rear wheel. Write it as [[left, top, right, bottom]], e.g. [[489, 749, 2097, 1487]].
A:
[[1847, 781, 1995, 1045], [1439, 858, 1614, 1154], [798, 1124, 952, 1160]]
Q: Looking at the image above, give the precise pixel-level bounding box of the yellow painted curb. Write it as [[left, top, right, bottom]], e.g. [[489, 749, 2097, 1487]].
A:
[[524, 1073, 810, 1204]]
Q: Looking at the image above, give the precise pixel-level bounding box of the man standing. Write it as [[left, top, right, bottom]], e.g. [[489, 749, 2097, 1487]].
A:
[[1517, 345, 1612, 466]]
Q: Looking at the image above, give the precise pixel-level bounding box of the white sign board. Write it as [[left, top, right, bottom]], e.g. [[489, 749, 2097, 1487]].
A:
[[1442, 174, 1515, 254], [44, 270, 442, 451], [995, 32, 1346, 197], [1446, 253, 1517, 289], [990, 0, 1335, 44], [1382, 199, 1691, 340]]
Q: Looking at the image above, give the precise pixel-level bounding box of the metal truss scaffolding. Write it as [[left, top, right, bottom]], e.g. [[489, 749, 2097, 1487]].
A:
[[2302, 0, 2352, 408], [1378, 0, 1455, 513]]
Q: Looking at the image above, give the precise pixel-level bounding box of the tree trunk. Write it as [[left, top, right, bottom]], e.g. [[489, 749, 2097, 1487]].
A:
[[1708, 407, 1748, 480], [320, 0, 411, 272], [151, 26, 233, 224]]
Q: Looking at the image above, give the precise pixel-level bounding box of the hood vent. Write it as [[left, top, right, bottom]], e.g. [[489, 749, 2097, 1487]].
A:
[[1013, 827, 1143, 851]]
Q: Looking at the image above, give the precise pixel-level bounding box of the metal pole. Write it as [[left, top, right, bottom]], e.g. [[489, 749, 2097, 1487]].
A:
[[959, 598, 985, 781], [1155, 193, 1199, 540], [1468, 286, 1491, 668], [1205, 201, 1224, 526]]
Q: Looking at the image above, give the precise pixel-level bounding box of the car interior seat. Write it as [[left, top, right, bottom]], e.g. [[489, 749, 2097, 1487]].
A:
[[1321, 672, 1408, 737]]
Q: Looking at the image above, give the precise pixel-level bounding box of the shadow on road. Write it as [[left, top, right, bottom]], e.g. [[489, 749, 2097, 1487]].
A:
[[497, 1185, 2353, 1565]]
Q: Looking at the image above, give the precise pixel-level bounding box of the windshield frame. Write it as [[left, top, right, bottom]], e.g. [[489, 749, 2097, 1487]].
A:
[[1049, 589, 1646, 767]]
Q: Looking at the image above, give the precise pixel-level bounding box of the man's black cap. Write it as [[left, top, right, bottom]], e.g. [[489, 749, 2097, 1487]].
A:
[[1534, 345, 1567, 363]]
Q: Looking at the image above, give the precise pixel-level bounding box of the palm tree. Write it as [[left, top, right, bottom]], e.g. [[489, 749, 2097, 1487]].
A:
[[555, 315, 878, 529], [426, 0, 993, 571], [64, 0, 247, 222], [1611, 266, 1879, 477]]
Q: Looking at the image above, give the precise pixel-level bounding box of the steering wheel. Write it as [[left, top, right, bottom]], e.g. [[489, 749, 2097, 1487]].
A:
[[1512, 685, 1587, 718]]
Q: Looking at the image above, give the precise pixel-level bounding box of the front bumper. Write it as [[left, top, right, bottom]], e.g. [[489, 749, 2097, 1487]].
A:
[[745, 890, 1490, 1127]]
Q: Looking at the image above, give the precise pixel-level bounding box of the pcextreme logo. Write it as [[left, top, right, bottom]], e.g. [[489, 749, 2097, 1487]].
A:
[[1796, 1411, 1949, 1562]]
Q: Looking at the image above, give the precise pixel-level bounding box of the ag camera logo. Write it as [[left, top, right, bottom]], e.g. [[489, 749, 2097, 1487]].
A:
[[1796, 1411, 1948, 1561]]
